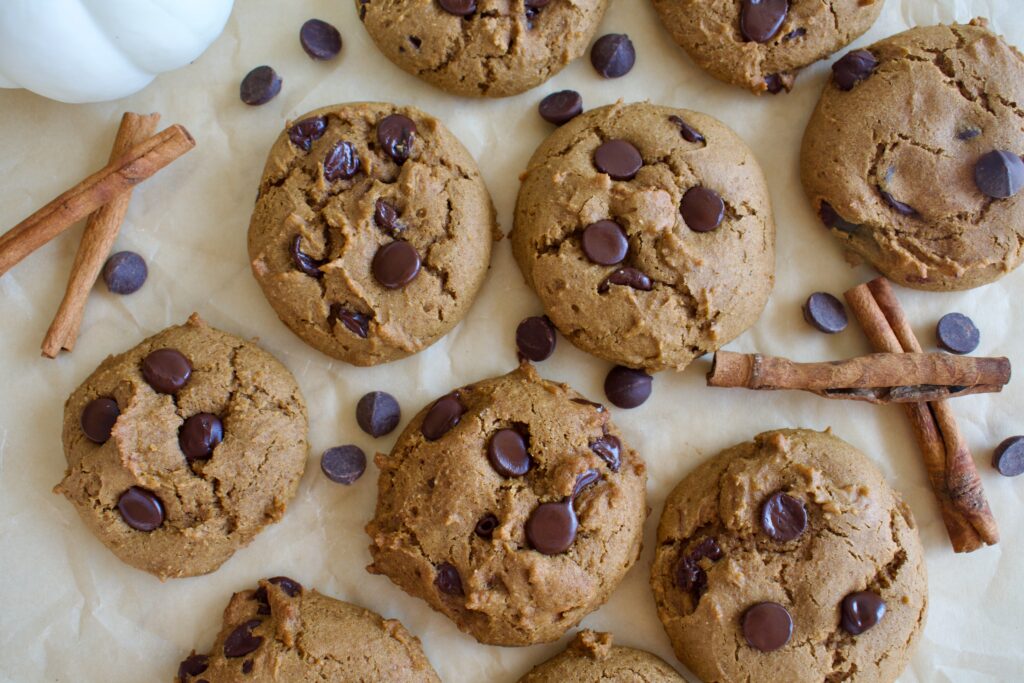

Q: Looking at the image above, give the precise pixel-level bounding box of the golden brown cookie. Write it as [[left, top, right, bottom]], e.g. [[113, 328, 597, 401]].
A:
[[249, 102, 498, 366], [651, 429, 928, 683], [517, 630, 684, 682], [56, 314, 308, 580]]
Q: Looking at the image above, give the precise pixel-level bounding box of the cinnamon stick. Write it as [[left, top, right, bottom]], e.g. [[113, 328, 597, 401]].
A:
[[40, 112, 160, 358], [0, 123, 194, 277]]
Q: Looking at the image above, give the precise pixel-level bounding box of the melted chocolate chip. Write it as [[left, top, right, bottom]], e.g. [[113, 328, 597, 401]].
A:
[[539, 90, 583, 125], [223, 620, 264, 658], [323, 141, 361, 181], [681, 186, 725, 232], [669, 115, 704, 144], [177, 653, 210, 682], [599, 267, 652, 293], [571, 397, 606, 412], [179, 413, 223, 462], [251, 587, 271, 615], [974, 150, 1024, 199], [589, 434, 622, 472], [802, 292, 848, 334], [742, 602, 793, 651], [356, 391, 401, 437], [740, 0, 788, 43], [590, 34, 635, 78], [783, 27, 806, 41], [434, 562, 464, 595], [81, 397, 119, 444], [526, 499, 578, 555], [593, 140, 643, 180], [321, 445, 367, 484], [516, 315, 557, 362], [604, 365, 652, 409], [329, 304, 370, 338], [936, 312, 980, 354], [421, 393, 465, 441], [438, 0, 476, 16], [675, 537, 725, 603], [240, 66, 282, 106], [573, 468, 601, 497], [117, 487, 165, 532], [372, 240, 421, 288], [581, 220, 629, 265], [817, 202, 861, 234], [993, 436, 1024, 477], [487, 428, 531, 477], [377, 114, 417, 164], [288, 116, 327, 152], [373, 199, 404, 236], [299, 18, 342, 60], [832, 49, 878, 91], [290, 236, 325, 277], [878, 187, 917, 216], [760, 491, 807, 542], [268, 576, 303, 597], [142, 348, 192, 394], [840, 591, 886, 635], [475, 513, 499, 539]]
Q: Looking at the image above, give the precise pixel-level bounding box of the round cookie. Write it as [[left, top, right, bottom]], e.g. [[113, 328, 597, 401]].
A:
[[512, 102, 775, 372], [366, 363, 648, 646], [356, 0, 608, 98], [248, 102, 498, 366], [650, 0, 884, 94], [651, 429, 928, 683], [56, 314, 308, 580], [175, 577, 440, 682], [801, 20, 1024, 291], [517, 630, 684, 682]]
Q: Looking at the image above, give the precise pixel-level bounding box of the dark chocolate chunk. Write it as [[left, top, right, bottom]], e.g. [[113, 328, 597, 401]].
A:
[[323, 141, 361, 181], [299, 19, 342, 60], [240, 66, 282, 106], [581, 220, 629, 265], [329, 304, 370, 338], [179, 413, 223, 462], [590, 434, 621, 472], [356, 391, 401, 437], [117, 487, 165, 532], [993, 436, 1024, 477], [516, 315, 557, 362], [290, 236, 325, 277], [475, 513, 499, 539], [421, 393, 465, 440], [438, 0, 476, 16], [142, 348, 192, 395], [377, 114, 417, 164], [81, 397, 119, 444], [974, 149, 1024, 199], [832, 49, 878, 91], [936, 312, 980, 354], [604, 365, 652, 409], [487, 428, 531, 478], [802, 292, 848, 334], [102, 251, 148, 294], [760, 491, 807, 542], [669, 115, 704, 144], [288, 116, 327, 152], [593, 139, 642, 180], [224, 619, 263, 658], [373, 199, 404, 235], [539, 90, 583, 125], [434, 562, 464, 595], [740, 0, 788, 43], [590, 34, 635, 78], [599, 267, 652, 293], [742, 602, 793, 651], [177, 653, 209, 682], [372, 240, 421, 288], [840, 591, 886, 635], [681, 186, 725, 232], [268, 576, 303, 597], [320, 445, 367, 484]]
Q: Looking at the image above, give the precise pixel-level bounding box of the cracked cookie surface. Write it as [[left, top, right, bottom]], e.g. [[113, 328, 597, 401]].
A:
[[249, 102, 498, 366], [512, 102, 775, 372], [56, 314, 308, 580], [356, 0, 608, 98], [651, 428, 927, 683], [801, 20, 1024, 291], [517, 629, 684, 682], [366, 363, 648, 646]]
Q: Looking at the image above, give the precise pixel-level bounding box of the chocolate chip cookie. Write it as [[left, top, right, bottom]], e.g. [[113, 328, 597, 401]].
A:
[[356, 0, 608, 97], [366, 363, 648, 646], [651, 429, 928, 683], [801, 19, 1024, 291], [651, 0, 884, 94], [512, 102, 775, 372], [249, 102, 499, 366], [517, 630, 684, 682], [56, 314, 308, 580], [175, 577, 440, 682]]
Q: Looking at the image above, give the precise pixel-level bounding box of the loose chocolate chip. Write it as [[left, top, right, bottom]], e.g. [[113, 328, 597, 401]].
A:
[[268, 576, 303, 597], [179, 413, 223, 462], [320, 445, 367, 484], [681, 186, 725, 232], [377, 114, 417, 164], [241, 660, 254, 675], [291, 236, 325, 277], [356, 391, 401, 437], [240, 66, 282, 106], [604, 365, 652, 409], [329, 304, 370, 338], [783, 27, 806, 41], [117, 487, 165, 532], [599, 267, 652, 293], [593, 139, 643, 180], [434, 562, 464, 595], [740, 0, 788, 43], [993, 436, 1024, 477], [300, 19, 342, 60], [81, 397, 119, 444], [177, 653, 210, 682], [516, 315, 557, 362], [956, 127, 981, 141], [742, 602, 793, 651], [589, 434, 621, 472], [102, 251, 148, 295], [974, 150, 1024, 199], [142, 348, 192, 394], [373, 199, 404, 235], [526, 499, 578, 555], [487, 428, 531, 478], [581, 220, 629, 265], [878, 187, 917, 216], [832, 49, 878, 91], [936, 312, 980, 354], [421, 393, 465, 441], [224, 620, 264, 658], [475, 513, 499, 538], [288, 116, 327, 152], [438, 0, 476, 16], [539, 90, 583, 125], [591, 33, 635, 78], [760, 491, 807, 542], [840, 591, 886, 635], [817, 201, 861, 234], [802, 292, 848, 334], [372, 240, 421, 288], [323, 141, 361, 181], [669, 115, 704, 144]]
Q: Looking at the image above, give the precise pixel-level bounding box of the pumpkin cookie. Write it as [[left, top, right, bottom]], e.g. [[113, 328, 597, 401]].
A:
[[366, 364, 648, 646], [517, 630, 684, 682]]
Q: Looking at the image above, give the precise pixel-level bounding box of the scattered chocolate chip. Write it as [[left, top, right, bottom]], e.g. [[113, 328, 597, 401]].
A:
[[742, 602, 793, 651], [669, 115, 704, 144], [81, 397, 119, 444], [681, 186, 725, 232], [300, 19, 342, 60], [957, 127, 981, 141], [590, 434, 622, 472], [936, 312, 980, 354], [974, 150, 1024, 199], [581, 220, 629, 265], [329, 304, 370, 338], [593, 139, 643, 180], [434, 562, 464, 595], [993, 436, 1024, 477], [323, 141, 361, 181], [240, 66, 282, 106], [373, 199, 404, 235], [372, 240, 421, 288], [288, 116, 327, 152], [291, 236, 325, 277], [421, 393, 465, 440], [179, 413, 223, 462], [241, 660, 254, 675], [740, 0, 788, 43], [599, 267, 653, 293], [268, 576, 303, 596], [177, 653, 210, 682], [377, 114, 417, 164], [142, 348, 192, 394], [802, 292, 848, 334], [783, 27, 806, 41], [526, 498, 578, 555], [590, 34, 635, 78], [604, 365, 652, 409], [475, 513, 499, 538], [878, 187, 917, 216], [516, 315, 557, 362], [438, 0, 476, 16], [224, 620, 263, 658], [840, 591, 886, 635], [117, 487, 165, 532], [102, 251, 148, 294], [487, 428, 531, 478], [357, 391, 401, 437], [539, 90, 583, 125], [832, 49, 878, 91], [320, 445, 367, 485], [817, 201, 861, 234], [760, 491, 807, 542]]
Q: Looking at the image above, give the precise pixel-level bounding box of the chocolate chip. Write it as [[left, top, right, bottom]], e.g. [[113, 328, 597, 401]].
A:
[[81, 397, 119, 444], [320, 445, 367, 484], [141, 348, 192, 395], [516, 315, 557, 362], [288, 116, 327, 152], [268, 576, 303, 596], [599, 267, 652, 293], [224, 620, 263, 658], [676, 537, 724, 602], [802, 292, 848, 334], [102, 251, 147, 295], [993, 436, 1024, 477], [377, 114, 416, 164], [764, 72, 792, 94], [591, 33, 635, 78], [291, 236, 325, 277], [681, 186, 725, 232], [604, 365, 652, 409], [240, 66, 282, 106], [421, 393, 465, 441], [475, 513, 499, 538], [840, 591, 886, 635], [742, 602, 793, 651], [936, 312, 980, 354], [740, 0, 788, 43], [581, 220, 629, 265], [539, 90, 583, 125], [692, 536, 724, 562], [832, 49, 878, 91], [760, 491, 807, 542], [571, 397, 606, 412], [373, 199, 404, 236], [356, 391, 401, 437], [783, 27, 806, 41], [487, 428, 531, 478], [573, 468, 601, 497], [372, 240, 421, 288], [817, 201, 861, 234], [956, 127, 981, 141], [329, 304, 370, 338], [117, 487, 165, 532], [525, 0, 551, 6], [590, 434, 621, 472], [251, 587, 270, 615], [177, 653, 209, 682], [438, 0, 476, 16], [526, 499, 578, 555], [241, 660, 254, 675], [179, 413, 223, 462], [434, 562, 464, 596], [300, 18, 342, 60], [669, 115, 704, 144], [974, 150, 1024, 199], [324, 141, 361, 181], [878, 187, 917, 216], [593, 140, 642, 180]]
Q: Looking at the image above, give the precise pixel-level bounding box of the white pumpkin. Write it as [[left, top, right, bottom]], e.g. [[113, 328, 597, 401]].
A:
[[0, 0, 234, 103]]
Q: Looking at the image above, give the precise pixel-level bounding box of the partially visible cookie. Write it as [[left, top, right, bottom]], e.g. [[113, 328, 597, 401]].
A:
[[175, 577, 440, 682], [56, 314, 308, 580], [517, 630, 684, 682], [651, 0, 884, 94], [366, 363, 648, 646], [356, 0, 608, 97], [651, 429, 928, 683], [801, 20, 1024, 291], [249, 102, 498, 366]]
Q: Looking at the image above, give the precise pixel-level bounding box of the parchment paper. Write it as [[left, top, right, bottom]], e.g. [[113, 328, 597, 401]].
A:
[[1, 1, 1022, 681]]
